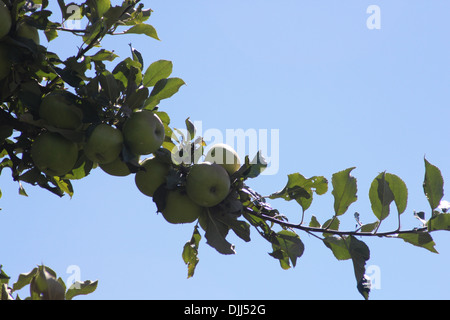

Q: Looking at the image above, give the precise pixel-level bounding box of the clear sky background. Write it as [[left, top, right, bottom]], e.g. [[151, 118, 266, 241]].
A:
[[1, 1, 449, 300]]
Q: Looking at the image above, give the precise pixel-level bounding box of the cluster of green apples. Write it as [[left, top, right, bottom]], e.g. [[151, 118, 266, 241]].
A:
[[31, 90, 165, 177], [31, 88, 242, 225], [135, 143, 241, 225], [0, 0, 40, 81]]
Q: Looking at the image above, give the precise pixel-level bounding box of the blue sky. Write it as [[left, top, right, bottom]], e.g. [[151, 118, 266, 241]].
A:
[[1, 1, 449, 299]]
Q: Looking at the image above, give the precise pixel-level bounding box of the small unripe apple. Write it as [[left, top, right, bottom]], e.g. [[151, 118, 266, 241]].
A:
[[204, 143, 241, 175], [162, 189, 203, 224], [83, 124, 123, 164], [31, 132, 79, 176], [135, 157, 170, 197], [186, 162, 231, 207], [100, 154, 139, 177], [122, 110, 165, 155]]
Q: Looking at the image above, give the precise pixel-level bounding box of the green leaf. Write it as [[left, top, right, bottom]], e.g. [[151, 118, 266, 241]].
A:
[[12, 267, 38, 292], [218, 215, 250, 243], [0, 267, 10, 285], [44, 28, 58, 42], [1, 283, 13, 300], [65, 280, 98, 300], [397, 232, 438, 253], [96, 0, 111, 19], [269, 230, 304, 270], [269, 173, 328, 212], [18, 182, 28, 197], [185, 118, 196, 140], [348, 236, 370, 288], [309, 215, 321, 228], [112, 57, 143, 88], [324, 235, 371, 300], [323, 236, 351, 260], [125, 86, 149, 110], [87, 0, 111, 20], [384, 173, 408, 215], [237, 152, 268, 179], [89, 49, 118, 62], [144, 78, 186, 110], [124, 23, 160, 40], [182, 226, 201, 279], [63, 155, 94, 180], [331, 167, 357, 216], [423, 158, 444, 210], [53, 177, 74, 198], [360, 221, 379, 233], [427, 213, 450, 231], [369, 172, 395, 221], [143, 60, 173, 87], [98, 71, 120, 103], [201, 211, 235, 255]]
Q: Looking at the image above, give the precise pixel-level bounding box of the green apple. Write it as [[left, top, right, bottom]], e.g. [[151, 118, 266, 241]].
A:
[[204, 143, 241, 175], [162, 189, 203, 224], [16, 22, 39, 45], [0, 44, 12, 81], [122, 110, 165, 155], [39, 92, 83, 130], [186, 162, 231, 207], [83, 124, 123, 164], [0, 1, 11, 39], [100, 154, 139, 177], [31, 132, 78, 176], [135, 157, 170, 197]]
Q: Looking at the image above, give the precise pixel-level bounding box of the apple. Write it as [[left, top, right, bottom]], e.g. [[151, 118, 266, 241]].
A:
[[135, 157, 170, 197], [83, 124, 123, 164], [162, 189, 203, 224], [100, 154, 139, 177], [16, 22, 39, 45], [0, 44, 12, 81], [204, 143, 241, 175], [0, 1, 11, 39], [31, 132, 79, 176], [186, 162, 231, 207], [122, 110, 165, 155], [39, 92, 83, 130]]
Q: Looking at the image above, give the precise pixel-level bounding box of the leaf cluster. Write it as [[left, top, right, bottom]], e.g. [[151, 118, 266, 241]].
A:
[[0, 0, 184, 199], [1, 264, 97, 300]]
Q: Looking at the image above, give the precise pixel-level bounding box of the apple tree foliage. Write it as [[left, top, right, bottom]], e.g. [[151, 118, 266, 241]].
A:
[[0, 0, 449, 300]]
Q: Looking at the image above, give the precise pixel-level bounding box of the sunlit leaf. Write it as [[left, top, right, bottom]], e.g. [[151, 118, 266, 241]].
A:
[[144, 78, 186, 109], [143, 60, 173, 87], [331, 167, 357, 216], [369, 172, 394, 221], [65, 280, 98, 300], [124, 23, 159, 40], [269, 173, 328, 212], [269, 230, 304, 269], [427, 213, 450, 231], [384, 173, 408, 215], [182, 226, 201, 279], [423, 158, 444, 210], [397, 232, 438, 253]]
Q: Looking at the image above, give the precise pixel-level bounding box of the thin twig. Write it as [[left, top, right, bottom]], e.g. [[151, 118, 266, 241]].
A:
[[243, 207, 429, 238]]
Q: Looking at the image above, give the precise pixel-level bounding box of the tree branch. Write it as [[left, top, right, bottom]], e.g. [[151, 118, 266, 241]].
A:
[[243, 207, 429, 238]]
